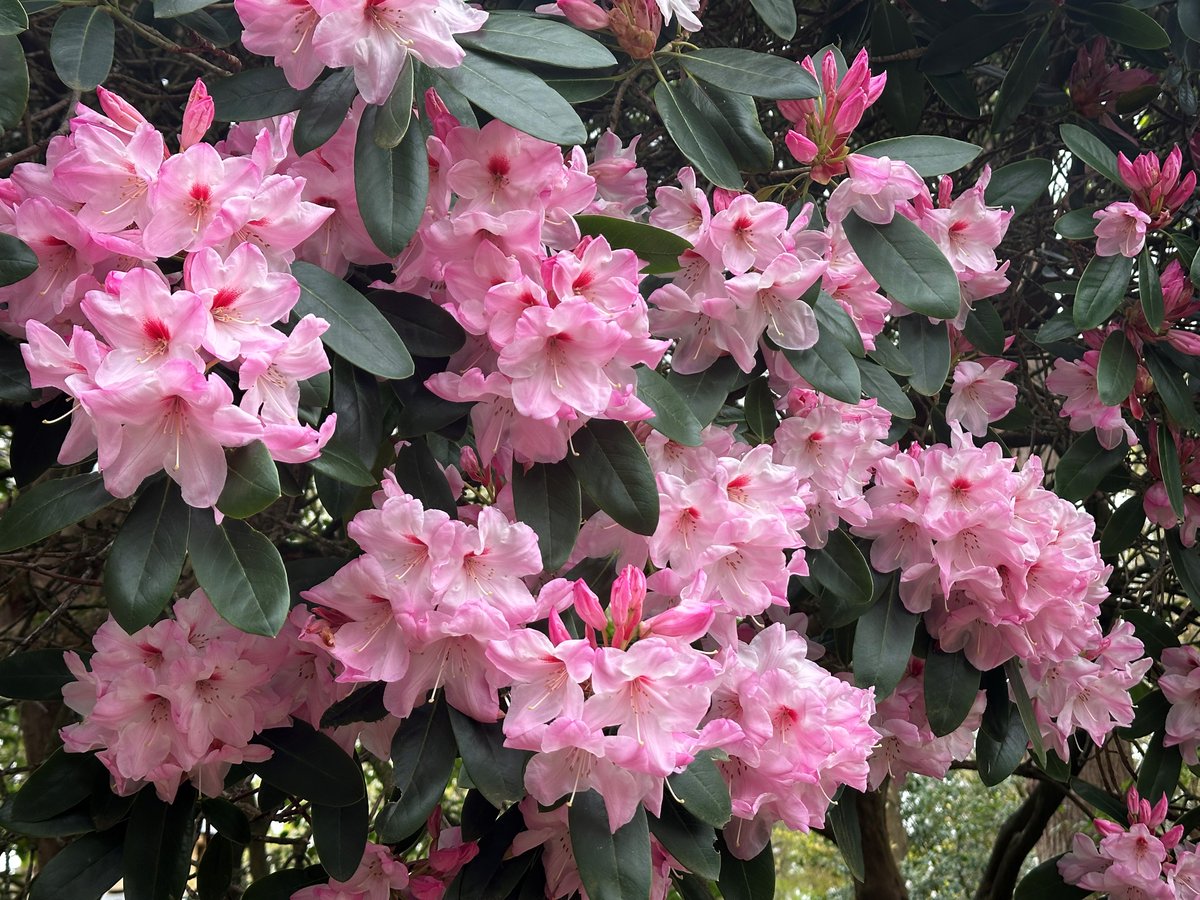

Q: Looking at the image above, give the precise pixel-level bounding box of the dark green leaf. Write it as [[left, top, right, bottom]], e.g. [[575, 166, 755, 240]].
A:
[[1141, 246, 1164, 331], [976, 705, 1027, 786], [782, 336, 861, 404], [920, 13, 1030, 76], [188, 514, 288, 637], [1124, 609, 1179, 662], [857, 359, 915, 419], [842, 214, 961, 320], [962, 302, 1005, 356], [1119, 688, 1170, 740], [667, 751, 731, 828], [1060, 123, 1122, 185], [1053, 432, 1128, 502], [574, 215, 692, 276], [210, 66, 307, 122], [377, 700, 456, 842], [654, 81, 742, 190], [248, 721, 366, 808], [242, 867, 326, 900], [378, 294, 466, 358], [375, 61, 415, 149], [991, 27, 1050, 132], [567, 420, 659, 536], [50, 7, 113, 90], [1144, 348, 1200, 430], [809, 529, 874, 612], [1054, 205, 1106, 240], [312, 795, 368, 881], [444, 805, 530, 900], [12, 748, 105, 823], [856, 136, 981, 177], [679, 48, 817, 99], [105, 479, 190, 633], [319, 682, 388, 729], [1167, 532, 1200, 611], [0, 648, 74, 700], [217, 441, 281, 519], [0, 473, 114, 553], [510, 461, 580, 572], [926, 72, 980, 119], [667, 357, 742, 427], [393, 438, 457, 517], [458, 12, 616, 69], [547, 78, 614, 103], [1074, 253, 1133, 330], [0, 800, 94, 839], [717, 836, 774, 900], [1099, 496, 1146, 557], [826, 791, 864, 882], [897, 316, 951, 396], [0, 233, 37, 286], [201, 798, 251, 845], [294, 68, 357, 156], [743, 377, 779, 442], [924, 648, 981, 737], [355, 104, 429, 258], [0, 0, 26, 34], [292, 261, 414, 380], [985, 159, 1053, 216], [307, 441, 377, 487], [677, 80, 773, 174], [1070, 779, 1128, 823], [1013, 854, 1090, 900], [636, 367, 704, 446], [1182, 0, 1200, 42], [570, 791, 652, 900], [123, 785, 197, 900], [196, 834, 236, 900], [30, 828, 124, 900], [867, 335, 912, 377], [448, 707, 530, 808], [1159, 422, 1187, 524], [0, 35, 29, 127], [813, 291, 864, 356], [1137, 730, 1182, 806], [853, 585, 919, 699], [648, 798, 719, 881], [748, 0, 795, 39], [1003, 659, 1045, 766], [1097, 330, 1138, 406], [440, 49, 585, 145], [1074, 2, 1169, 49]]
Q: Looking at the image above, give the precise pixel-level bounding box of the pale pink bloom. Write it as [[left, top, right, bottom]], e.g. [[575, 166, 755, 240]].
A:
[[586, 132, 647, 218], [238, 315, 331, 423], [1160, 646, 1200, 763], [707, 194, 788, 275], [486, 628, 594, 738], [650, 167, 711, 244], [234, 0, 326, 90], [82, 358, 263, 507], [920, 167, 1012, 278], [511, 799, 582, 900], [212, 173, 333, 266], [293, 843, 410, 900], [946, 358, 1017, 436], [1046, 351, 1139, 448], [724, 251, 826, 351], [1094, 201, 1152, 257], [826, 154, 924, 225], [54, 121, 165, 231], [544, 0, 608, 30]]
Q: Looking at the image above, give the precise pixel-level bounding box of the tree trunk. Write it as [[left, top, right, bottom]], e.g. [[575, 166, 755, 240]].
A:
[[974, 780, 1066, 900], [854, 787, 909, 900]]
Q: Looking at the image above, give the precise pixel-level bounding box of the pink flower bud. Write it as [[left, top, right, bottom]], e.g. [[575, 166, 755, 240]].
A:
[[96, 85, 149, 133], [460, 446, 482, 482], [548, 608, 572, 645], [1094, 818, 1125, 836], [572, 580, 608, 632], [711, 188, 740, 212], [641, 602, 714, 642], [424, 88, 460, 141], [608, 0, 661, 60], [180, 79, 214, 150], [609, 565, 645, 648], [556, 0, 609, 30]]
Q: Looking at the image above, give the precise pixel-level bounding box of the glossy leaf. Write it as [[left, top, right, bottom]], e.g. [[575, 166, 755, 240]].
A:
[[355, 104, 429, 258], [378, 294, 466, 358], [1097, 330, 1138, 406], [510, 461, 580, 572], [654, 81, 742, 190], [1054, 432, 1128, 502], [897, 316, 951, 396], [667, 751, 732, 828], [375, 61, 415, 149], [679, 48, 817, 100], [574, 215, 691, 276], [1182, 0, 1200, 42], [0, 648, 75, 700], [312, 795, 368, 881], [249, 721, 366, 808], [1140, 246, 1164, 330], [1014, 855, 1090, 900], [29, 828, 124, 900], [294, 68, 357, 156], [0, 233, 37, 286], [188, 514, 289, 637], [867, 335, 912, 377], [648, 798, 719, 881], [394, 438, 458, 518], [717, 836, 774, 900], [677, 80, 773, 174], [440, 49, 586, 145], [377, 700, 456, 842], [1060, 123, 1122, 185], [1074, 252, 1133, 331], [12, 748, 105, 823], [448, 708, 531, 808], [567, 420, 659, 536], [924, 647, 981, 737], [636, 366, 704, 446], [856, 136, 981, 177], [920, 13, 1030, 76], [0, 473, 114, 553], [1004, 659, 1046, 766], [1075, 3, 1169, 50], [196, 835, 236, 900], [1167, 532, 1200, 612], [1160, 422, 1187, 524], [827, 791, 865, 882], [1137, 730, 1182, 806], [217, 441, 281, 519], [842, 213, 961, 320], [105, 478, 190, 633], [1054, 205, 1106, 240], [809, 529, 874, 611], [853, 585, 920, 699], [457, 12, 616, 69], [813, 291, 864, 356], [857, 358, 915, 420], [743, 377, 779, 442], [320, 682, 388, 729], [569, 791, 652, 900], [0, 0, 26, 34], [0, 35, 28, 128], [782, 336, 861, 404], [201, 798, 251, 844], [991, 27, 1050, 132], [985, 159, 1053, 216], [976, 703, 1027, 786], [1099, 496, 1146, 558], [667, 357, 741, 427], [210, 66, 307, 122], [242, 867, 326, 900], [50, 7, 114, 90], [963, 302, 1005, 357], [123, 785, 197, 900], [748, 0, 795, 39], [1143, 348, 1200, 430], [292, 261, 414, 380]]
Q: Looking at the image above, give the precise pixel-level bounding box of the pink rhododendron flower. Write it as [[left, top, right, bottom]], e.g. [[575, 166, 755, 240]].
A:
[[826, 155, 924, 225], [946, 358, 1017, 436], [1094, 200, 1152, 257]]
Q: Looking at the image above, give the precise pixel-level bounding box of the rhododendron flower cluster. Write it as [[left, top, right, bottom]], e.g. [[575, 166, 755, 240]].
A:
[[1092, 146, 1197, 257], [1060, 788, 1200, 899], [1068, 37, 1157, 124], [1046, 348, 1141, 450], [1159, 645, 1200, 762]]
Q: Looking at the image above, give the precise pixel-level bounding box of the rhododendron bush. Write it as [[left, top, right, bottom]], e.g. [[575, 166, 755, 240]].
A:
[[2, 0, 1200, 899]]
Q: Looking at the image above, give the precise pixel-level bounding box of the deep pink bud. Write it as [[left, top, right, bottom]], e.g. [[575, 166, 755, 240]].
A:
[[424, 88, 460, 142], [556, 0, 609, 30], [1095, 818, 1126, 836], [711, 188, 740, 212], [641, 603, 714, 642], [96, 85, 149, 132], [460, 446, 482, 482], [548, 608, 572, 645], [609, 565, 645, 648], [572, 580, 608, 632], [1163, 824, 1185, 849], [180, 79, 214, 150]]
